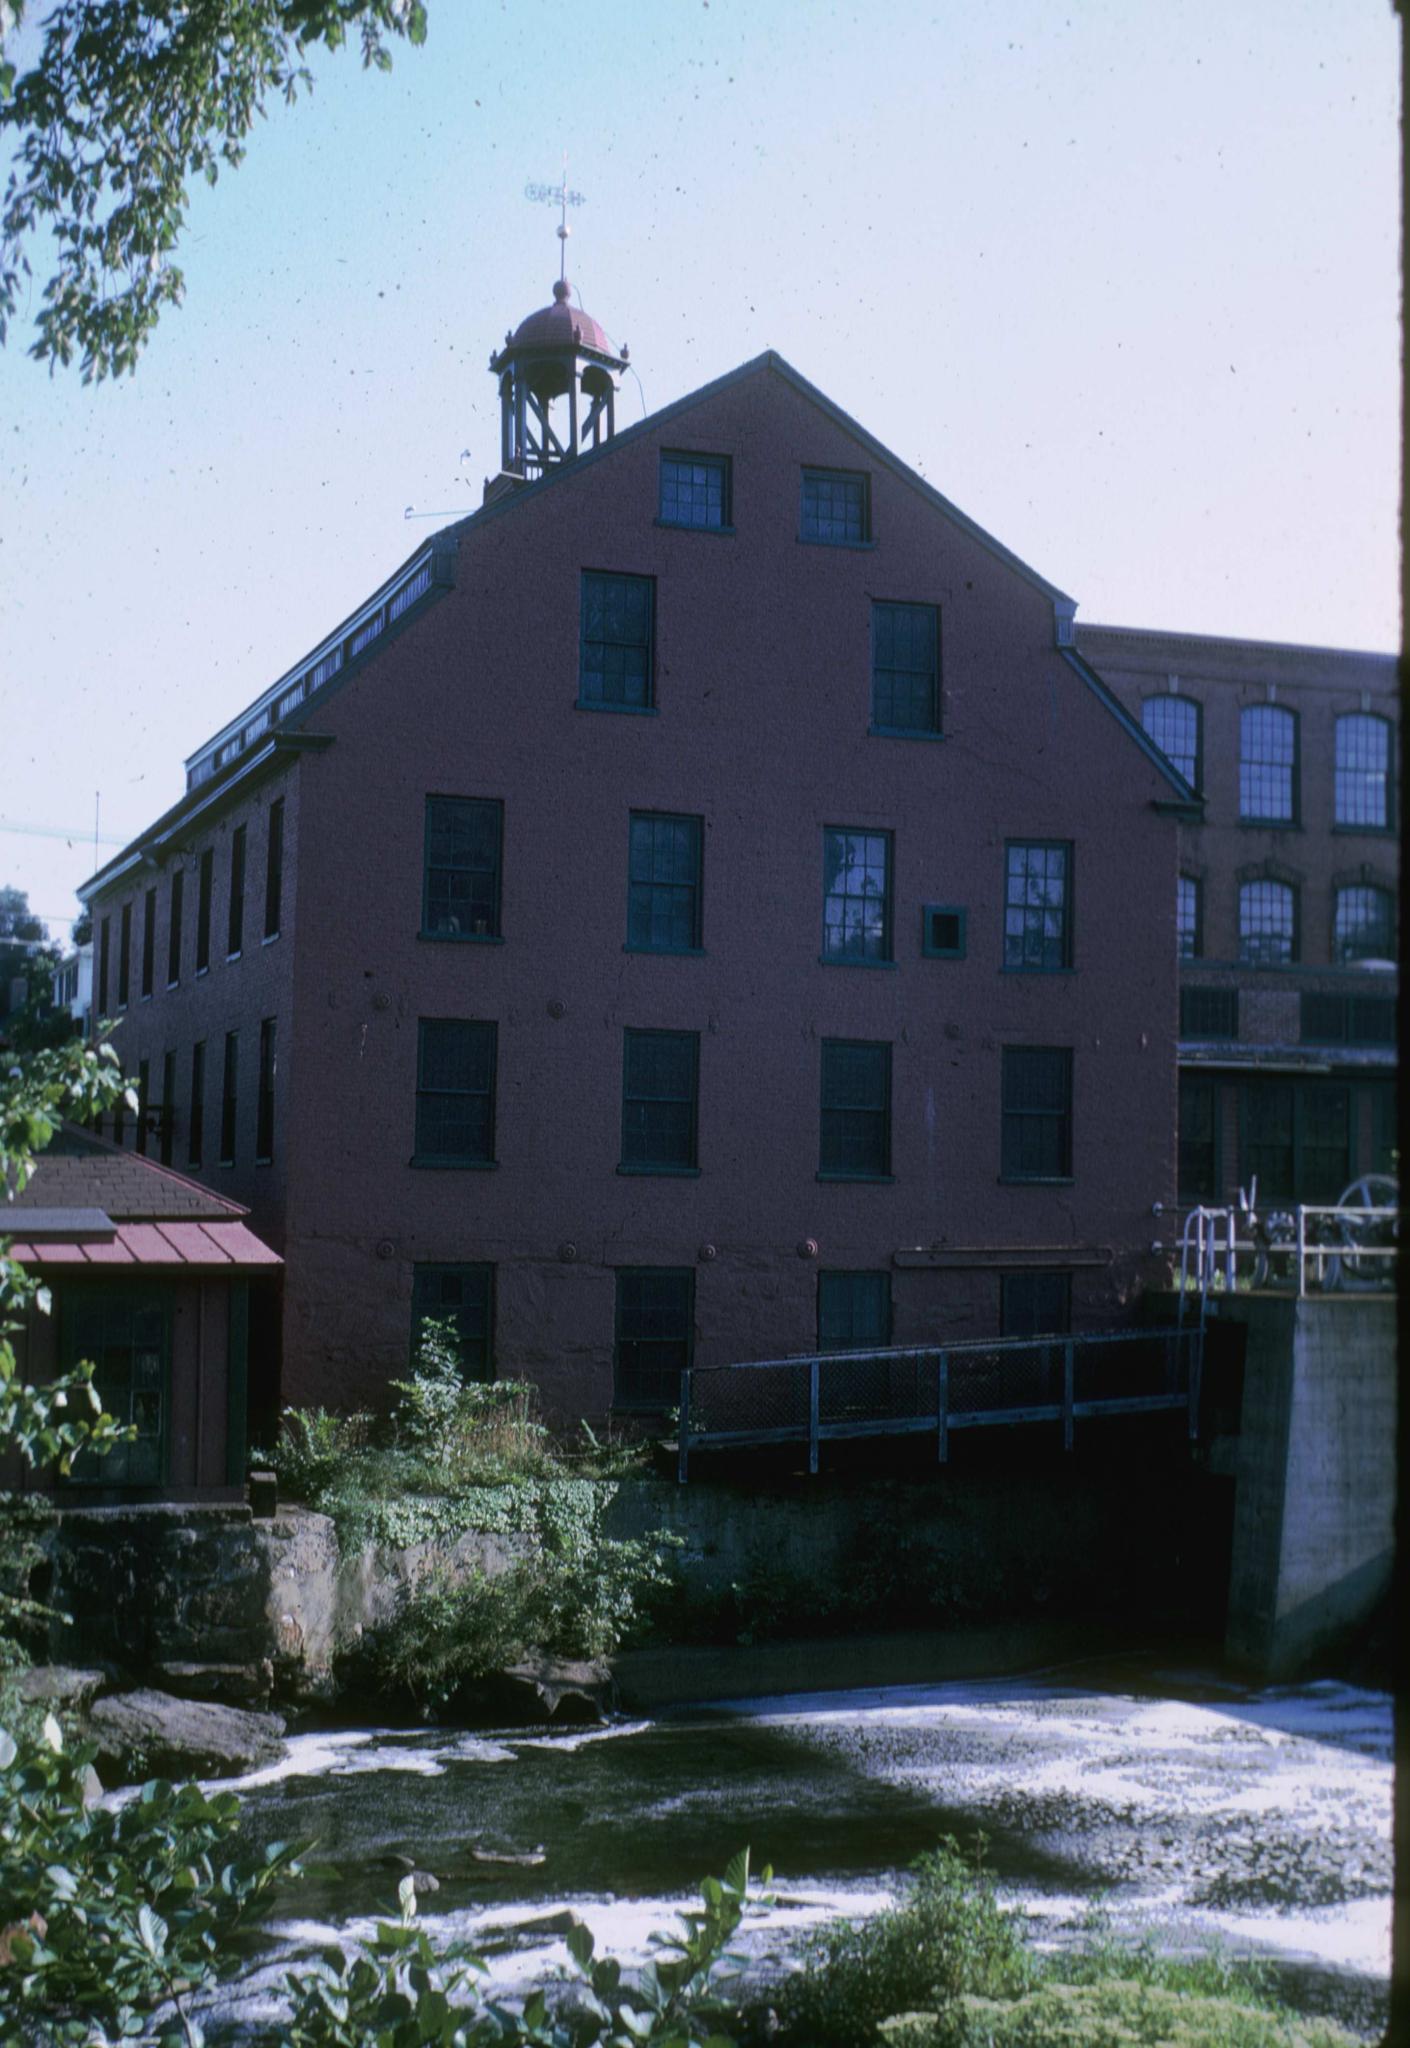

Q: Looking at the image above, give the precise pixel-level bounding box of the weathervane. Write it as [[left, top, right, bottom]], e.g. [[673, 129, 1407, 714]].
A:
[[524, 156, 585, 283]]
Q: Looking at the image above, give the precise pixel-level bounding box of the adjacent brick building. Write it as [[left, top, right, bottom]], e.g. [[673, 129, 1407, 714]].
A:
[[82, 289, 1206, 1426]]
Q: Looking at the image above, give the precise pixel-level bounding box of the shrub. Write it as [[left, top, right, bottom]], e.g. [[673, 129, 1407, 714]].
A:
[[898, 1980, 1363, 2047], [261, 1405, 375, 1504]]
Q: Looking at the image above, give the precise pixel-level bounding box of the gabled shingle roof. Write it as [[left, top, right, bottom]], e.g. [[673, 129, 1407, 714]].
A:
[[7, 1125, 247, 1223]]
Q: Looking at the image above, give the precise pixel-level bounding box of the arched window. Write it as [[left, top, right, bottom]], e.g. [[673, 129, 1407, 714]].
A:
[[1334, 884, 1395, 963], [1240, 705, 1298, 823], [1142, 696, 1201, 791], [1334, 715, 1393, 830], [1239, 879, 1297, 965], [1176, 875, 1201, 959]]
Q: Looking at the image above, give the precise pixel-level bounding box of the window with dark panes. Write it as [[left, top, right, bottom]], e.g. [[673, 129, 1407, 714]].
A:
[[414, 1019, 497, 1164], [195, 849, 213, 973], [1000, 1271, 1072, 1339], [1177, 874, 1202, 960], [1243, 1080, 1294, 1200], [141, 887, 156, 998], [1334, 715, 1393, 830], [580, 571, 654, 709], [256, 1018, 276, 1163], [871, 602, 940, 734], [265, 799, 285, 939], [614, 1268, 693, 1409], [1001, 1047, 1073, 1181], [1239, 705, 1297, 823], [136, 1059, 149, 1156], [819, 1038, 891, 1177], [118, 901, 131, 1007], [818, 1270, 891, 1351], [801, 467, 869, 544], [64, 1293, 167, 1487], [621, 1028, 699, 1172], [422, 797, 503, 939], [1369, 1081, 1397, 1175], [922, 905, 966, 958], [1334, 884, 1394, 963], [1238, 880, 1297, 965], [627, 812, 702, 952], [219, 1031, 238, 1166], [1298, 1085, 1350, 1202], [659, 452, 730, 529], [1141, 696, 1201, 789], [167, 866, 183, 986], [412, 1264, 494, 1380], [1180, 986, 1238, 1040], [160, 1051, 175, 1166], [188, 1042, 205, 1168], [1178, 1076, 1220, 1201], [98, 916, 110, 1014], [228, 825, 247, 957], [1004, 842, 1072, 971], [822, 828, 892, 963]]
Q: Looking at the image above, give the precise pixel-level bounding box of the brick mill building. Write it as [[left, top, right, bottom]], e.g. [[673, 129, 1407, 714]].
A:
[[83, 270, 1392, 1450]]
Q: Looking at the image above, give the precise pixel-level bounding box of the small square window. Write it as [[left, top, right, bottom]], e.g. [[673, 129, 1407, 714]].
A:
[[822, 827, 892, 964], [614, 1268, 693, 1409], [659, 452, 730, 529], [801, 467, 870, 545], [1001, 1047, 1072, 1182], [820, 1038, 892, 1178], [620, 1028, 699, 1173], [999, 1271, 1072, 1340], [818, 1270, 892, 1352], [921, 904, 966, 959], [423, 797, 504, 940], [1004, 842, 1072, 971], [1180, 987, 1239, 1041], [580, 570, 655, 710], [412, 1263, 494, 1381]]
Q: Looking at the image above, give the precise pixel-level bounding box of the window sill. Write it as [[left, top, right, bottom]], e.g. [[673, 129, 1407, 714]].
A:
[[262, 931, 281, 946], [922, 950, 966, 962], [1001, 964, 1076, 976], [818, 955, 898, 970], [140, 993, 152, 1004], [195, 967, 210, 980], [797, 535, 876, 550], [869, 726, 945, 742], [816, 1171, 894, 1183], [165, 980, 180, 992], [409, 1156, 500, 1170], [999, 1176, 1075, 1187], [1238, 817, 1301, 830], [575, 699, 658, 716], [623, 943, 705, 957], [616, 1163, 701, 1178], [654, 518, 735, 537], [254, 1156, 272, 1168], [419, 930, 506, 945], [227, 951, 242, 964], [1331, 823, 1395, 837]]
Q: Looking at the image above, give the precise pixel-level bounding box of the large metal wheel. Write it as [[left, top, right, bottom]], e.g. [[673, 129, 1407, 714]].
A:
[[1324, 1174, 1398, 1292]]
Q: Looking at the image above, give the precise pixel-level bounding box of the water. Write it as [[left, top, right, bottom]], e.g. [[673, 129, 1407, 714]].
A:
[[206, 1661, 1392, 2040]]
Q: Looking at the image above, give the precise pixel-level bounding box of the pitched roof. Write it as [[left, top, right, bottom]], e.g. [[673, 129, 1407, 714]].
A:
[[7, 1125, 248, 1224], [7, 1219, 280, 1272]]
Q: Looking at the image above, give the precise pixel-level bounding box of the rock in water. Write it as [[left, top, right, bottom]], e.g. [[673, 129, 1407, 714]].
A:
[[87, 1689, 286, 1783], [489, 1655, 617, 1725]]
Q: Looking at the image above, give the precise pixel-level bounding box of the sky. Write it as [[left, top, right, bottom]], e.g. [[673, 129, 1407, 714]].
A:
[[0, 0, 1400, 942]]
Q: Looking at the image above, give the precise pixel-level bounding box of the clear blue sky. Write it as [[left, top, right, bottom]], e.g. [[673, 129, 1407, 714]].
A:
[[1, 0, 1399, 939]]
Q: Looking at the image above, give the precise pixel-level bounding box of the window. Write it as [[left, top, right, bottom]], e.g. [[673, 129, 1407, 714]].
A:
[[921, 905, 966, 959], [1180, 986, 1239, 1040], [1000, 1271, 1072, 1340], [140, 887, 156, 999], [1300, 992, 1397, 1047], [167, 867, 183, 986], [228, 824, 246, 957], [63, 1293, 166, 1487], [136, 1059, 150, 1156], [256, 1018, 276, 1163], [1004, 842, 1072, 972], [819, 1039, 892, 1179], [1178, 1077, 1220, 1201], [659, 451, 730, 529], [1177, 875, 1202, 960], [1239, 879, 1297, 965], [1141, 696, 1201, 790], [627, 812, 702, 953], [422, 797, 503, 940], [1243, 1080, 1350, 1204], [614, 1268, 693, 1409], [1334, 884, 1395, 964], [196, 849, 213, 973], [801, 466, 869, 544], [219, 1032, 238, 1165], [98, 916, 110, 1015], [871, 602, 940, 735], [412, 1263, 494, 1380], [414, 1019, 497, 1165], [1001, 1047, 1073, 1181], [620, 1028, 699, 1173], [822, 828, 892, 964], [1240, 705, 1298, 823], [265, 798, 285, 939], [818, 1271, 891, 1352], [1335, 715, 1393, 830], [117, 902, 131, 1007], [160, 1051, 175, 1166], [580, 571, 654, 710], [189, 1042, 205, 1168]]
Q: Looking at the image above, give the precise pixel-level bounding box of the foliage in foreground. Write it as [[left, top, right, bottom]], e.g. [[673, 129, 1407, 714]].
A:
[[884, 1981, 1361, 2048]]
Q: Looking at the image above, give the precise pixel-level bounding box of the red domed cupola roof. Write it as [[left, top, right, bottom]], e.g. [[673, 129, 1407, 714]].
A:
[[505, 277, 620, 361]]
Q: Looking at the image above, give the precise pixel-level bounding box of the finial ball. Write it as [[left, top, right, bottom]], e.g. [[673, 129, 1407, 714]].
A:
[[552, 277, 571, 302]]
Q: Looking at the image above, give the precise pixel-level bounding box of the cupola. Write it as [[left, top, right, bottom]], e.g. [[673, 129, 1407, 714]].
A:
[[488, 275, 628, 481]]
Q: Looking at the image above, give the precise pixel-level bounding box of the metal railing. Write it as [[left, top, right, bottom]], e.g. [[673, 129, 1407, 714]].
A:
[[675, 1325, 1202, 1481], [1176, 1203, 1398, 1312]]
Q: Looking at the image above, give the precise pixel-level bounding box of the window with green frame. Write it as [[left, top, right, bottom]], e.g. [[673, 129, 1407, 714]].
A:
[[871, 601, 940, 735], [614, 1267, 693, 1409], [414, 1018, 497, 1165], [659, 451, 731, 530], [1178, 1075, 1220, 1201], [1001, 1046, 1073, 1181], [819, 1038, 891, 1178], [64, 1290, 167, 1486], [817, 1270, 891, 1351], [800, 467, 870, 544], [627, 812, 702, 952], [620, 1028, 699, 1173], [1004, 842, 1072, 971], [422, 796, 504, 939], [411, 1263, 494, 1380], [999, 1271, 1072, 1340], [580, 570, 654, 710], [822, 827, 892, 964]]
